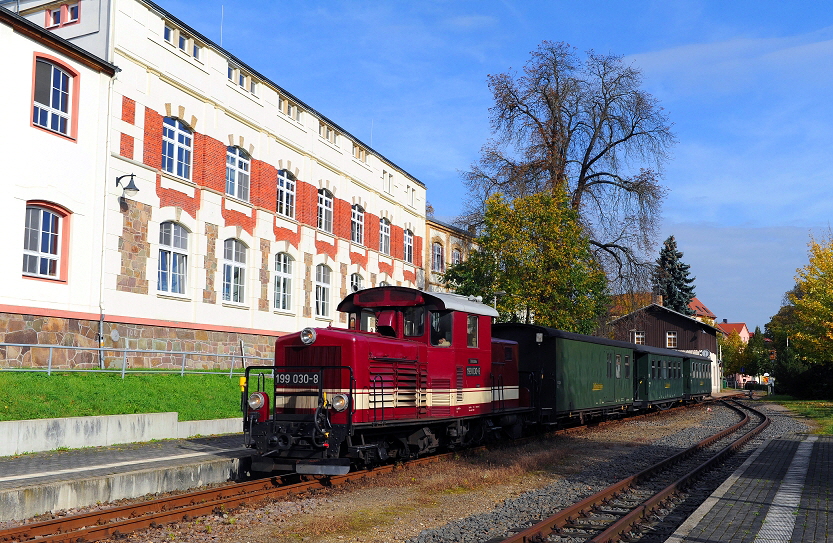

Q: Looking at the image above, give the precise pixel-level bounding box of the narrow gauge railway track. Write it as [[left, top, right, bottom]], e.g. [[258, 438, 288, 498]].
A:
[[0, 452, 460, 543], [0, 400, 720, 543], [493, 399, 769, 543]]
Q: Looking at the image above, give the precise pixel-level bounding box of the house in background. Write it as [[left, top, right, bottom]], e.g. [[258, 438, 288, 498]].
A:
[[688, 297, 716, 324], [608, 303, 721, 394], [2, 0, 427, 368], [716, 320, 751, 343], [425, 218, 475, 293]]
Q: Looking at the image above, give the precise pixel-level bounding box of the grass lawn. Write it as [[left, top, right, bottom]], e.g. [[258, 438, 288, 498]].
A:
[[765, 395, 833, 434], [0, 371, 244, 422]]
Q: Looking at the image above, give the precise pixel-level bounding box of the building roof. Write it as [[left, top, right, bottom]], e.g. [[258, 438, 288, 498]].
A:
[[688, 297, 716, 319], [716, 322, 749, 337], [139, 1, 424, 188], [609, 303, 720, 332], [0, 5, 118, 75]]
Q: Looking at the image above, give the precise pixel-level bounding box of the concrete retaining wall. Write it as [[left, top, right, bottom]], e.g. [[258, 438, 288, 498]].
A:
[[0, 413, 240, 456]]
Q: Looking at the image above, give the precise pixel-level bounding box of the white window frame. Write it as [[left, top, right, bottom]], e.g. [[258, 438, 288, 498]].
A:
[[225, 147, 250, 202], [162, 117, 192, 180], [432, 242, 444, 272], [404, 230, 413, 264], [274, 252, 293, 311], [452, 247, 462, 265], [379, 218, 391, 255], [633, 330, 646, 345], [158, 221, 188, 295], [277, 170, 295, 219], [22, 206, 60, 278], [223, 239, 246, 303], [315, 264, 331, 317], [33, 59, 71, 136], [666, 331, 678, 349], [382, 170, 392, 194], [317, 189, 333, 233], [351, 205, 364, 245], [350, 273, 363, 292]]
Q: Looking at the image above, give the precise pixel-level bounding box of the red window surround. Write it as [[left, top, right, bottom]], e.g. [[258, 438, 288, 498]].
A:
[[23, 200, 72, 283], [30, 53, 81, 141]]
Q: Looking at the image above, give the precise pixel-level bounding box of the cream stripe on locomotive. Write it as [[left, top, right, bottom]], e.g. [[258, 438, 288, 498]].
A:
[[272, 387, 520, 411], [349, 387, 519, 411]]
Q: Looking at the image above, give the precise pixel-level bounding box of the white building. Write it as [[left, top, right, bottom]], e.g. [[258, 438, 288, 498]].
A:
[[2, 0, 427, 366]]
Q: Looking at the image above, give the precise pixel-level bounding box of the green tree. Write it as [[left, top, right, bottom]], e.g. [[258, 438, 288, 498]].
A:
[[460, 41, 674, 293], [719, 331, 746, 377], [789, 234, 833, 365], [652, 235, 696, 315], [443, 190, 608, 334], [744, 326, 768, 378]]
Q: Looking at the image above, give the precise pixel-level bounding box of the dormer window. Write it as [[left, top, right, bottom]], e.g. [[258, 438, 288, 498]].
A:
[[46, 3, 79, 28]]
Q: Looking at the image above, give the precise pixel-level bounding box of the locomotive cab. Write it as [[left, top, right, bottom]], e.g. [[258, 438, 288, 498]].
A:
[[242, 286, 530, 476]]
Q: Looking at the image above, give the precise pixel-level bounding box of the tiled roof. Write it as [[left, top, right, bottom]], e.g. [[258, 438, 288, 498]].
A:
[[716, 322, 749, 336], [688, 297, 716, 319]]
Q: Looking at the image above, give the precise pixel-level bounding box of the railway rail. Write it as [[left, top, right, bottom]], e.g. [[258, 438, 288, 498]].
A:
[[491, 399, 769, 543], [0, 400, 732, 543]]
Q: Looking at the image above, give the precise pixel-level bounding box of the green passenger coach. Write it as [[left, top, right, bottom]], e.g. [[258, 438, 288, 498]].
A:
[[493, 324, 636, 424]]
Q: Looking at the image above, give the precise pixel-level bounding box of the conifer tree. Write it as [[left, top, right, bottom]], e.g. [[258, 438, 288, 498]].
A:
[[653, 235, 696, 315]]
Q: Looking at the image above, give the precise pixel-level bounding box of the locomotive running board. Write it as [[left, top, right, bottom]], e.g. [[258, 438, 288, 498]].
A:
[[296, 458, 352, 476]]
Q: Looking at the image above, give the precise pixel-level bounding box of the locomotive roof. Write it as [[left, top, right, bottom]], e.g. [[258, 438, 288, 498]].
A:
[[493, 323, 711, 361], [337, 286, 500, 317]]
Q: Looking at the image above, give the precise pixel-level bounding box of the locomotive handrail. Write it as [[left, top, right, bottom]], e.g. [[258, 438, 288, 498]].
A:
[[370, 374, 385, 424]]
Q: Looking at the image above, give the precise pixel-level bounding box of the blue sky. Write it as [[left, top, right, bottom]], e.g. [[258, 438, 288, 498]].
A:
[[158, 0, 833, 330]]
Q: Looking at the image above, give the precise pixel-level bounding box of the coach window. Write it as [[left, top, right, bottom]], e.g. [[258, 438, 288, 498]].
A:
[[651, 359, 656, 379], [466, 315, 478, 348], [615, 354, 622, 378], [430, 310, 453, 347], [624, 355, 631, 378], [404, 306, 425, 337]]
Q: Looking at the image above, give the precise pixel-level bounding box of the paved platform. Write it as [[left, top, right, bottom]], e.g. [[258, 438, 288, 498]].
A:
[[665, 434, 833, 543], [0, 434, 253, 522]]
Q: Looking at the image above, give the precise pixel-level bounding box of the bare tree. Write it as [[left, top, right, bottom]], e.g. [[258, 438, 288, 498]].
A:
[[460, 41, 674, 292]]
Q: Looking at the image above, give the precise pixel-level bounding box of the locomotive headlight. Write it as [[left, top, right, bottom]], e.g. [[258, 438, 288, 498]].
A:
[[331, 393, 349, 412], [248, 392, 266, 409], [300, 327, 317, 345]]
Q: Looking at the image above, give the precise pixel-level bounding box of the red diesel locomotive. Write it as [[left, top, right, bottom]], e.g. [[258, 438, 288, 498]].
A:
[[242, 286, 530, 475]]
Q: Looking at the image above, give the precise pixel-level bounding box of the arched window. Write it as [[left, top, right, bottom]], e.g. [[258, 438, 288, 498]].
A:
[[350, 273, 362, 292], [432, 242, 444, 272], [452, 247, 462, 265], [317, 189, 333, 233], [315, 264, 331, 317], [351, 205, 364, 245], [403, 230, 413, 263], [23, 203, 68, 279], [162, 117, 192, 179], [225, 147, 250, 201], [274, 252, 293, 311], [223, 239, 246, 303], [277, 170, 295, 219], [158, 221, 188, 294], [379, 218, 391, 255], [33, 58, 74, 137]]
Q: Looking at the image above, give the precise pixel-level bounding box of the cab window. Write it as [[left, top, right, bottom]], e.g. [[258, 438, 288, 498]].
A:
[[466, 315, 478, 347], [430, 310, 453, 347], [404, 306, 425, 337], [360, 309, 376, 332]]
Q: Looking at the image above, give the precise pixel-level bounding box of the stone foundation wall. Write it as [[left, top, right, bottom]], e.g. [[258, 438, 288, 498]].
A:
[[0, 312, 277, 371]]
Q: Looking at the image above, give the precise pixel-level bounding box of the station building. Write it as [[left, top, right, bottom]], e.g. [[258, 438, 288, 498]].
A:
[[1, 0, 427, 368]]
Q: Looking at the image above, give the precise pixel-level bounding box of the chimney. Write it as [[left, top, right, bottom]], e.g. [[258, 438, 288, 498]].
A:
[[723, 319, 727, 323], [652, 293, 663, 306]]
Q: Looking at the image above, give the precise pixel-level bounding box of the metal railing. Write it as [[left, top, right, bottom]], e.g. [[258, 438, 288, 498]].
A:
[[0, 343, 272, 378]]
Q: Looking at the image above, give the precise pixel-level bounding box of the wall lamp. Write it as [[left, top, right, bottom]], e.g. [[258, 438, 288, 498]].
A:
[[116, 173, 139, 199]]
